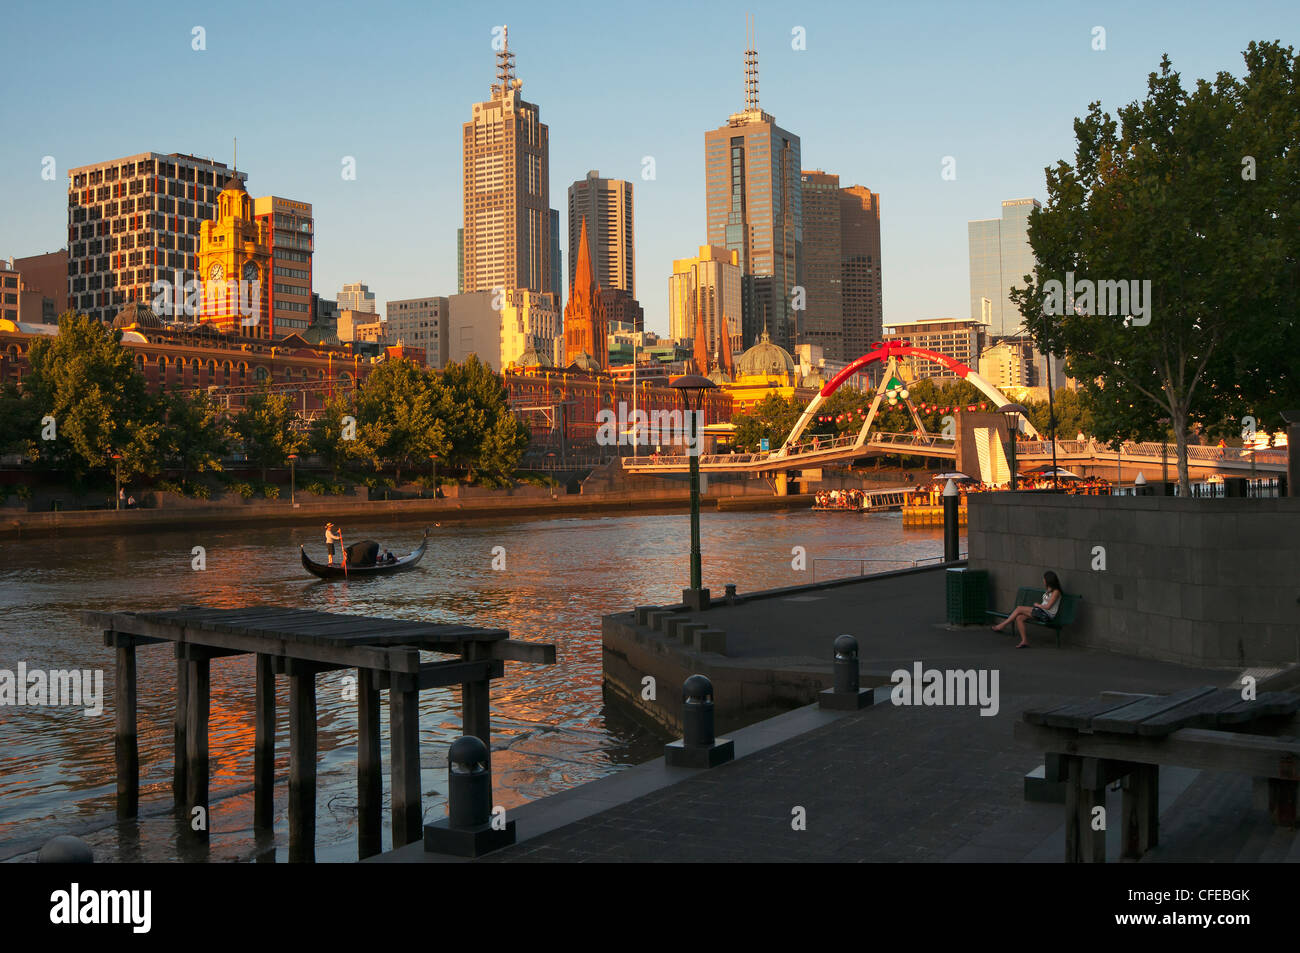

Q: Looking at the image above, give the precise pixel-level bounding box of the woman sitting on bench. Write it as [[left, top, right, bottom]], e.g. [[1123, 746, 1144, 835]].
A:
[[992, 570, 1062, 648]]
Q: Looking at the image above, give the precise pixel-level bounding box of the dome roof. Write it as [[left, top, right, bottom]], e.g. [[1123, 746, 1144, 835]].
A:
[[221, 173, 247, 194], [800, 366, 827, 389], [568, 350, 599, 373], [707, 366, 731, 385], [517, 341, 553, 368], [112, 301, 163, 330], [736, 329, 795, 379]]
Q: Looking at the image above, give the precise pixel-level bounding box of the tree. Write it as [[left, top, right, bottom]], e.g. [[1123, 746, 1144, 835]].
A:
[[1011, 43, 1300, 494], [308, 389, 357, 480], [351, 359, 446, 485], [163, 389, 231, 486], [233, 386, 304, 483], [23, 312, 163, 485], [0, 381, 40, 457], [437, 355, 526, 484]]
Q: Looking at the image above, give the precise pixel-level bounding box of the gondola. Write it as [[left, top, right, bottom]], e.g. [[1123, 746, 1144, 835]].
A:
[[300, 532, 428, 580]]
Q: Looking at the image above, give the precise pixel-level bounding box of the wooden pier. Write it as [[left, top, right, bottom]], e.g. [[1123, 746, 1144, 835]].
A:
[[82, 605, 556, 862]]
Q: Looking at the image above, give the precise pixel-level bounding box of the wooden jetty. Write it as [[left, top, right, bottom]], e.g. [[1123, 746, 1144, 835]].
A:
[[82, 605, 556, 862]]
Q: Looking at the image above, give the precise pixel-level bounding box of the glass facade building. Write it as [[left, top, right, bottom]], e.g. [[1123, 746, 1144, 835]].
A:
[[968, 198, 1040, 337]]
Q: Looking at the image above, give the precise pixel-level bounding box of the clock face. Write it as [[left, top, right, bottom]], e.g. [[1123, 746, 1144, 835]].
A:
[[208, 263, 224, 282], [242, 262, 258, 284]]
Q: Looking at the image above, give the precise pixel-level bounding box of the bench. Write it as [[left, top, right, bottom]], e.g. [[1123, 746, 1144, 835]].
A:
[[986, 587, 1081, 647]]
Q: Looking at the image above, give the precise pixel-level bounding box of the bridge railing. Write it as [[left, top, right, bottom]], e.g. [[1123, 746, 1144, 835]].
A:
[[811, 553, 967, 583]]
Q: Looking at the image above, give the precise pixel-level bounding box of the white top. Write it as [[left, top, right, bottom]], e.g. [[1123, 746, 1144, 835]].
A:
[[325, 528, 341, 544], [1039, 590, 1060, 618]]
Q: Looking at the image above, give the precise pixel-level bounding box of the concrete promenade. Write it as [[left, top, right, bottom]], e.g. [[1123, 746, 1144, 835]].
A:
[[382, 569, 1300, 863]]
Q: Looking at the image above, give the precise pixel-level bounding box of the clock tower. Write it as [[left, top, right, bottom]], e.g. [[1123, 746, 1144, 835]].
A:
[[197, 173, 272, 336]]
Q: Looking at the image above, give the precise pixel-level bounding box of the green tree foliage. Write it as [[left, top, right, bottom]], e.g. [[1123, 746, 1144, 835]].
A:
[[1011, 43, 1300, 493], [232, 385, 304, 483], [1021, 388, 1095, 440], [22, 312, 162, 484], [308, 389, 357, 480], [731, 394, 805, 451], [351, 359, 447, 485], [162, 389, 231, 486], [0, 381, 40, 457], [437, 355, 528, 484]]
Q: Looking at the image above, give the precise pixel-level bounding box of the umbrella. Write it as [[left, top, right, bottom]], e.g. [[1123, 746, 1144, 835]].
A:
[[1029, 466, 1081, 479], [931, 471, 973, 481]]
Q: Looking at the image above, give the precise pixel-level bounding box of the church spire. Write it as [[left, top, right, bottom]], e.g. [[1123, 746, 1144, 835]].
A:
[[573, 215, 596, 302], [692, 293, 710, 375]]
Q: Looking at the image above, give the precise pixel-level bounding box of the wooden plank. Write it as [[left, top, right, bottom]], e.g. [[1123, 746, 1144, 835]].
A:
[[1015, 721, 1300, 777], [1035, 696, 1154, 730], [185, 657, 210, 842], [89, 612, 423, 673], [1078, 758, 1107, 863], [254, 653, 275, 831], [486, 639, 558, 664], [176, 644, 247, 661], [1216, 692, 1300, 724], [288, 671, 317, 863], [114, 642, 138, 819], [389, 679, 422, 848], [1136, 689, 1252, 735], [1090, 686, 1218, 734], [462, 641, 492, 768], [173, 659, 189, 809], [357, 672, 382, 860], [103, 631, 168, 648]]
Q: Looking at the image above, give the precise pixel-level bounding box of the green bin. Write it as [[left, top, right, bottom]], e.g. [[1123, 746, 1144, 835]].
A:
[[946, 567, 988, 624]]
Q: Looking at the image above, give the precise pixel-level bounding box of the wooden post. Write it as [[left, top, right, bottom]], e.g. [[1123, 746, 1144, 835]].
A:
[[1063, 756, 1108, 862], [1121, 763, 1159, 859], [173, 659, 189, 808], [389, 673, 422, 848], [462, 641, 492, 765], [288, 669, 317, 863], [357, 670, 382, 859], [185, 656, 210, 841], [254, 653, 275, 831], [114, 640, 138, 819]]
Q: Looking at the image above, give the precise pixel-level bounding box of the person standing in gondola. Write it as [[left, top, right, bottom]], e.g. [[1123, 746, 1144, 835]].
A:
[[325, 522, 343, 566]]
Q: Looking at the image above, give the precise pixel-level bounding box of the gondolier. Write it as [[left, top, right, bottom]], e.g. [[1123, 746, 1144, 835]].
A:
[[325, 522, 343, 565], [301, 531, 429, 580]]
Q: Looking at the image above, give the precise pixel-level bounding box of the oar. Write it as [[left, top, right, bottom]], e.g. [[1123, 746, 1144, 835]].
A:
[[342, 537, 348, 578]]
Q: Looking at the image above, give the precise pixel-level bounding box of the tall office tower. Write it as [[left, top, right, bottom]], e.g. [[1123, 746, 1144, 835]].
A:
[[461, 27, 552, 295], [67, 152, 246, 325], [549, 209, 562, 311], [567, 170, 634, 297], [799, 170, 844, 361], [968, 198, 1041, 337], [668, 245, 741, 357], [253, 196, 312, 335], [196, 175, 271, 335], [338, 281, 376, 312], [386, 296, 449, 368], [564, 217, 607, 369], [456, 228, 464, 294], [704, 27, 801, 350], [840, 184, 882, 360]]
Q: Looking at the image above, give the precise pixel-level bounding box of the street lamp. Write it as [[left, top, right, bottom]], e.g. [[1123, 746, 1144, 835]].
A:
[[429, 454, 438, 498], [670, 373, 717, 611], [997, 404, 1028, 490], [111, 452, 122, 510], [288, 453, 298, 505]]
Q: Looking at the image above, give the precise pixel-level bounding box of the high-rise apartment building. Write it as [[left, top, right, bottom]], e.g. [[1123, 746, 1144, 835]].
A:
[[668, 245, 742, 358], [840, 185, 882, 360], [704, 34, 801, 350], [567, 170, 634, 298], [67, 152, 246, 324], [883, 318, 985, 381], [253, 197, 312, 334], [549, 209, 562, 311], [386, 296, 449, 368], [968, 198, 1041, 337], [338, 281, 376, 313], [461, 28, 552, 296], [799, 170, 843, 361]]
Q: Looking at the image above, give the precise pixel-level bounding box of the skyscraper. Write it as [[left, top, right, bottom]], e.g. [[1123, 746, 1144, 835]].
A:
[[253, 196, 312, 334], [968, 198, 1041, 337], [704, 26, 801, 350], [461, 27, 552, 296], [567, 170, 634, 298], [338, 281, 376, 312], [799, 170, 843, 360], [67, 152, 246, 325], [840, 184, 882, 360], [668, 245, 741, 357]]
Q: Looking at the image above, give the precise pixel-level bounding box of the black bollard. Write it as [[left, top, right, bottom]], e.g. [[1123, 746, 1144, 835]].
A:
[[423, 735, 516, 857], [664, 675, 735, 768], [725, 583, 737, 605], [38, 835, 94, 863], [819, 634, 875, 710], [942, 479, 960, 563]]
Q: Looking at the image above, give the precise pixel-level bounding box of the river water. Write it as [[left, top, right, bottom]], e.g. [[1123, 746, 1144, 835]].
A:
[[0, 507, 953, 862]]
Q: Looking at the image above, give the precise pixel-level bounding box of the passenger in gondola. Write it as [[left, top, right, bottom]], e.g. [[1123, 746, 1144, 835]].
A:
[[384, 550, 396, 564]]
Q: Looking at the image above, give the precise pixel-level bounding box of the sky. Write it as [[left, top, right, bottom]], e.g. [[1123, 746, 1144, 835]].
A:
[[1, 0, 1295, 339]]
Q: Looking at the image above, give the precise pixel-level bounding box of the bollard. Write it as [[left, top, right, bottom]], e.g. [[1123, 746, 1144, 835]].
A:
[[38, 835, 94, 863], [664, 675, 735, 768], [819, 634, 875, 710], [423, 735, 516, 857], [942, 479, 960, 563], [724, 583, 737, 605]]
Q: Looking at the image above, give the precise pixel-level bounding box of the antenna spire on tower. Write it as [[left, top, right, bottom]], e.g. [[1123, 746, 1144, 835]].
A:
[[496, 24, 517, 94], [744, 14, 759, 110]]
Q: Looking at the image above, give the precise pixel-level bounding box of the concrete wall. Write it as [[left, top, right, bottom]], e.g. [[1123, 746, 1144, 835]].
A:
[[968, 492, 1300, 667]]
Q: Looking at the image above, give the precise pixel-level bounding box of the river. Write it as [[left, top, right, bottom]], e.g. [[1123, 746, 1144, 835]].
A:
[[0, 507, 954, 862]]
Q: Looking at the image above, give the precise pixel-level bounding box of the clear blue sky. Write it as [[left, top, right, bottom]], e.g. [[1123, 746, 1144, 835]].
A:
[[1, 0, 1294, 338]]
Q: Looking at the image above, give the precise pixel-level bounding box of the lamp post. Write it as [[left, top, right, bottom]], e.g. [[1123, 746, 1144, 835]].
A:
[[288, 453, 297, 504], [112, 452, 122, 510], [429, 453, 438, 498], [997, 404, 1028, 490], [671, 374, 717, 611]]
